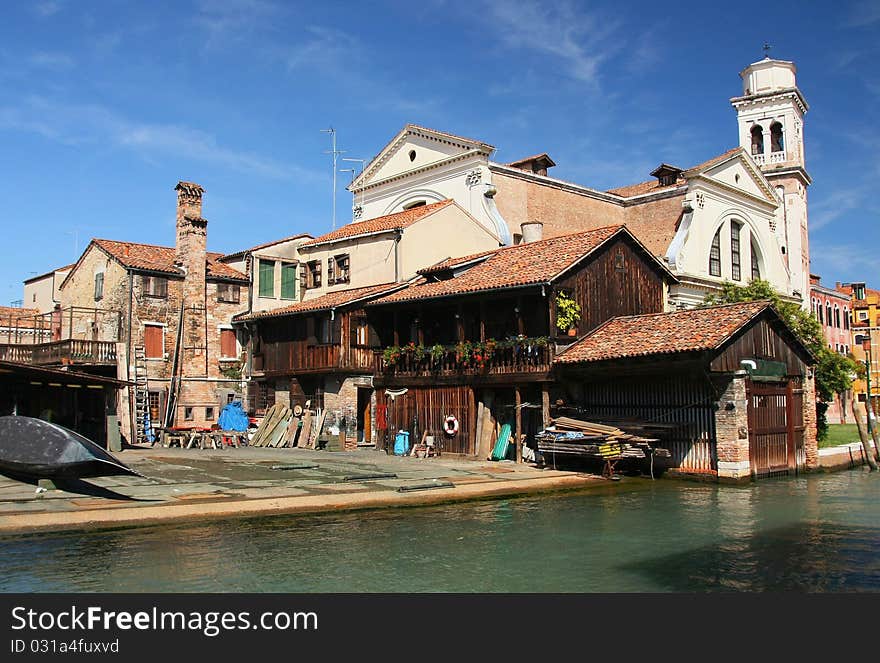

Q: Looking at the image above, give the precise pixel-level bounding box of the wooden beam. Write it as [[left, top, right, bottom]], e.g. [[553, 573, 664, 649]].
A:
[[479, 300, 486, 342], [542, 383, 550, 428], [516, 296, 525, 335], [515, 385, 522, 464], [456, 304, 465, 342]]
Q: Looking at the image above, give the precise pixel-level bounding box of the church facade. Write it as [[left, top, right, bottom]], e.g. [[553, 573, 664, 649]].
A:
[[348, 56, 811, 310]]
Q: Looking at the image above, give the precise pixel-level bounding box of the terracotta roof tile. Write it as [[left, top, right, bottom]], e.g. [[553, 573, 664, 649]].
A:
[[607, 147, 743, 198], [369, 225, 671, 306], [236, 283, 404, 321], [0, 306, 41, 329], [93, 239, 247, 282], [555, 301, 772, 364], [606, 179, 685, 197], [299, 200, 454, 248], [221, 233, 313, 261]]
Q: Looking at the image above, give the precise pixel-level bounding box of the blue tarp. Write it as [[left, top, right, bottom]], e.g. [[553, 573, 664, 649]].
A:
[[217, 401, 249, 432]]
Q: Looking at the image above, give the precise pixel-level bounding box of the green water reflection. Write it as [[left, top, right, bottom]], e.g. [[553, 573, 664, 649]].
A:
[[2, 470, 878, 592]]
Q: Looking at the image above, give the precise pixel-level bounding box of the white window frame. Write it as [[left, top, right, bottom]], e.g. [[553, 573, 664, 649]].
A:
[[218, 324, 238, 360], [143, 321, 166, 361]]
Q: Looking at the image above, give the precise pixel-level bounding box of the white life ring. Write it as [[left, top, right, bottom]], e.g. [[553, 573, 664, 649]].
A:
[[443, 415, 459, 436]]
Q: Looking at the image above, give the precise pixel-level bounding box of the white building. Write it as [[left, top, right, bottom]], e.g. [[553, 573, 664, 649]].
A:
[[348, 56, 811, 309]]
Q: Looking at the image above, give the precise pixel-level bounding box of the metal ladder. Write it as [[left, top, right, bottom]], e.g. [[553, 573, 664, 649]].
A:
[[133, 346, 150, 444]]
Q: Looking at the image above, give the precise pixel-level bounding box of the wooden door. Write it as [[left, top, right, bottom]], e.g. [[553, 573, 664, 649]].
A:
[[747, 380, 795, 478]]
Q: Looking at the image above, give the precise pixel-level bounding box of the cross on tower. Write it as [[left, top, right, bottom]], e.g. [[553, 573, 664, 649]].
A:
[[763, 42, 772, 58]]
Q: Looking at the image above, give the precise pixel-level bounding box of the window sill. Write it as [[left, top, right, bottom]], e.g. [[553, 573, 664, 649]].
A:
[[219, 356, 239, 362]]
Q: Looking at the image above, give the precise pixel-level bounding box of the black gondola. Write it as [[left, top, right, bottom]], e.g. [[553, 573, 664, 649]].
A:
[[0, 416, 145, 480]]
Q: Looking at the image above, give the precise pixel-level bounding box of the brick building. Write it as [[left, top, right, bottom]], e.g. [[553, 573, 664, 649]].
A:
[[837, 281, 880, 414], [58, 181, 249, 439], [809, 274, 852, 422]]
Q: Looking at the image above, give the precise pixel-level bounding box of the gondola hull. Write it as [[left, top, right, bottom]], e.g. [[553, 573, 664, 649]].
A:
[[0, 416, 144, 480]]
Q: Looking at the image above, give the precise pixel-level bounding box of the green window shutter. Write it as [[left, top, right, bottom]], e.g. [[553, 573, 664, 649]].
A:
[[259, 260, 275, 298], [281, 263, 297, 299]]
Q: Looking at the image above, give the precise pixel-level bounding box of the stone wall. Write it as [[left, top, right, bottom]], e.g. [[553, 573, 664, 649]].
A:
[[714, 373, 751, 481], [803, 373, 818, 469]]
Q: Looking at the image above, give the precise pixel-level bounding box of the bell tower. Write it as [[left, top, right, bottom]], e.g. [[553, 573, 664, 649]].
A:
[[731, 54, 811, 307]]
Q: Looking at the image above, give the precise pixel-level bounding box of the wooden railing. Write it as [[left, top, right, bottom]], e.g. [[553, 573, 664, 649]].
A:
[[375, 341, 554, 378], [0, 340, 117, 366], [0, 343, 35, 364], [256, 341, 377, 374]]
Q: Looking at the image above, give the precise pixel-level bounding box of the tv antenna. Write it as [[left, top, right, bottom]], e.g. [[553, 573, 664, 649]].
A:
[[342, 157, 367, 219], [321, 127, 346, 230]]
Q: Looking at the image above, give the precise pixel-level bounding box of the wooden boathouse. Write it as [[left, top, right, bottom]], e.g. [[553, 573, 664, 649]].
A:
[[365, 224, 677, 458], [554, 301, 817, 481]]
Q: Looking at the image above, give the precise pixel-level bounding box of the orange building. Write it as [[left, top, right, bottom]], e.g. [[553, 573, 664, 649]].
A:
[[838, 282, 880, 415]]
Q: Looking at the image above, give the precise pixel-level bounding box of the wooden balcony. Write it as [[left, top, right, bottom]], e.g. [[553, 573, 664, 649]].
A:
[[374, 340, 554, 385], [254, 341, 376, 376], [0, 340, 117, 366]]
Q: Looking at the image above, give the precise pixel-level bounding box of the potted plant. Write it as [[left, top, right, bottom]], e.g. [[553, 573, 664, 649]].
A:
[[555, 291, 581, 336]]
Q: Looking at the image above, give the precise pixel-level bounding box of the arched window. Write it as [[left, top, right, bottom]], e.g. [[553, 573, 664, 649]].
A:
[[770, 121, 784, 153], [826, 302, 832, 326], [402, 200, 427, 210], [751, 125, 764, 155], [818, 303, 823, 324], [844, 308, 850, 330], [730, 221, 742, 281], [834, 306, 841, 328], [751, 239, 761, 280], [709, 227, 721, 277]]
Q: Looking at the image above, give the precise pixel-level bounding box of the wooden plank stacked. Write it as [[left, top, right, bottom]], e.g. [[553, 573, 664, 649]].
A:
[[246, 402, 331, 450], [536, 416, 657, 459]]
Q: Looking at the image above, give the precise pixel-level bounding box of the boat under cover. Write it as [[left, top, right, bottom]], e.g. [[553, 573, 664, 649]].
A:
[[0, 416, 145, 480]]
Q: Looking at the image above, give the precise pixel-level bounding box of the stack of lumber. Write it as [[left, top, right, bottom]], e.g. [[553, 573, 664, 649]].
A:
[[536, 416, 657, 459], [249, 403, 327, 449]]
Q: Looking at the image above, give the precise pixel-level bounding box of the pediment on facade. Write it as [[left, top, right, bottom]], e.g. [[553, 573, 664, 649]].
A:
[[351, 125, 494, 191], [689, 151, 778, 205]]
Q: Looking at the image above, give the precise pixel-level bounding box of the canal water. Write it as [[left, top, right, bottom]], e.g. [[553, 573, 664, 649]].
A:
[[2, 469, 879, 592]]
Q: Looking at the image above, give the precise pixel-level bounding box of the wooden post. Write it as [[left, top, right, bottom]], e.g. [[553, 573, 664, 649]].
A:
[[479, 300, 486, 342], [417, 306, 424, 345], [865, 398, 880, 463], [542, 384, 551, 428], [516, 296, 524, 336], [456, 304, 464, 343], [853, 401, 878, 471], [515, 385, 522, 463]]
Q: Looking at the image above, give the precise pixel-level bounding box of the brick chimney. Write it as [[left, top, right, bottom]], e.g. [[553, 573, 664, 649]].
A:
[[175, 181, 206, 268], [174, 181, 209, 391]]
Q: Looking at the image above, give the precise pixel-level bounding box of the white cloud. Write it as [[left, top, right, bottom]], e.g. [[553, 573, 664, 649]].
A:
[[842, 1, 880, 28], [0, 96, 319, 182], [285, 26, 360, 71], [478, 0, 621, 85], [33, 1, 63, 18], [27, 52, 75, 70], [194, 0, 284, 46]]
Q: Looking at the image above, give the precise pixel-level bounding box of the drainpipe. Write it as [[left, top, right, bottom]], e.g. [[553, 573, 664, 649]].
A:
[[394, 229, 403, 282]]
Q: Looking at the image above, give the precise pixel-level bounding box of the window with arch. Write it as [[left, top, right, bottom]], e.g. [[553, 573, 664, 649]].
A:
[[730, 221, 742, 281], [403, 200, 427, 210], [844, 308, 850, 330], [770, 122, 784, 153], [750, 125, 764, 155], [751, 239, 761, 280], [709, 227, 721, 277], [818, 303, 823, 324], [826, 302, 832, 326], [834, 306, 841, 329]]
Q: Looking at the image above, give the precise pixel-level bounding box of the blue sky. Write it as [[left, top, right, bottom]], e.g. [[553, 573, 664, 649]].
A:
[[1, 0, 878, 304]]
